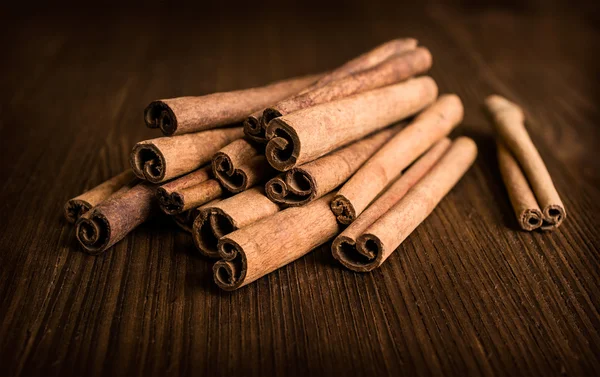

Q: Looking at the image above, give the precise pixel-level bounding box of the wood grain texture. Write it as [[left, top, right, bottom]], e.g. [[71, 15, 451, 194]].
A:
[[0, 1, 598, 376]]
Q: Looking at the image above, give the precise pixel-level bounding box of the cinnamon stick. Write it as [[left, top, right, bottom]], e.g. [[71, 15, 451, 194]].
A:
[[333, 137, 477, 272], [130, 127, 243, 183], [212, 139, 275, 193], [156, 165, 223, 215], [213, 193, 340, 290], [265, 76, 438, 171], [173, 199, 220, 233], [192, 187, 280, 258], [332, 138, 451, 272], [64, 169, 136, 223], [265, 125, 401, 207], [331, 94, 463, 224], [144, 73, 322, 136], [485, 95, 565, 230], [75, 181, 156, 254]]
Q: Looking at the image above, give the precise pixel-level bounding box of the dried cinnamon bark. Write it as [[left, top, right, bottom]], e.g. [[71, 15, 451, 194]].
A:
[[64, 169, 136, 223], [333, 137, 477, 272], [485, 95, 565, 230], [213, 193, 340, 290], [332, 138, 451, 272], [265, 125, 401, 206], [130, 127, 243, 183], [331, 94, 463, 224], [156, 166, 223, 215], [212, 139, 274, 193], [173, 199, 220, 233], [192, 187, 280, 258], [265, 76, 438, 171], [75, 181, 157, 254], [144, 73, 322, 136]]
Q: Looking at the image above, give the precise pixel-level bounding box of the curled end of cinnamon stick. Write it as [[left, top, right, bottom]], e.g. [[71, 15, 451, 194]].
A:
[[330, 195, 356, 225], [519, 208, 544, 231], [331, 234, 383, 272], [192, 209, 236, 258], [130, 143, 167, 183], [213, 238, 247, 290], [156, 187, 185, 215], [265, 168, 315, 206], [243, 114, 268, 144], [75, 212, 111, 254], [262, 108, 283, 128], [144, 101, 178, 135], [541, 205, 566, 231], [212, 152, 248, 193], [265, 119, 300, 171], [64, 199, 92, 224]]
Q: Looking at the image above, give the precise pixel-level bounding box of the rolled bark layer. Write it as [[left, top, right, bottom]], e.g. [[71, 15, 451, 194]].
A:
[[130, 127, 243, 183], [485, 95, 565, 230], [265, 125, 401, 207], [331, 94, 463, 224], [332, 138, 451, 272], [75, 182, 156, 254], [173, 199, 220, 233], [156, 166, 223, 215], [192, 188, 280, 258], [213, 193, 340, 290], [265, 76, 438, 171], [64, 169, 136, 223], [144, 73, 322, 136], [334, 137, 477, 272]]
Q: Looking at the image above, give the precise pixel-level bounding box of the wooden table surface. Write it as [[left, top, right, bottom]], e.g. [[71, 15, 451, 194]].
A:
[[1, 1, 599, 376]]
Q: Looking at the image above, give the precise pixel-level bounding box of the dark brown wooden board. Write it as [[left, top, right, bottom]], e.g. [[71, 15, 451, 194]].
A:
[[1, 1, 598, 376]]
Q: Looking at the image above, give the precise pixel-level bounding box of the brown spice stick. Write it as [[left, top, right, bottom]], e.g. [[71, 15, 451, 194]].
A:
[[265, 125, 401, 207], [333, 137, 477, 271], [331, 94, 463, 224], [64, 169, 136, 223], [485, 95, 565, 230], [265, 76, 438, 171], [213, 193, 340, 290], [496, 140, 543, 231], [332, 138, 451, 272], [130, 127, 243, 183], [212, 139, 275, 193], [173, 199, 221, 233], [192, 187, 280, 258], [144, 73, 322, 136], [156, 166, 223, 215], [75, 181, 156, 254]]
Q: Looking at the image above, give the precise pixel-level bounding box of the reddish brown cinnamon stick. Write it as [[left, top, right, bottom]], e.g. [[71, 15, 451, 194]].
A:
[[213, 193, 340, 290], [265, 77, 438, 171], [64, 169, 136, 223], [130, 127, 243, 183], [192, 187, 280, 258], [265, 125, 401, 207], [144, 73, 322, 136], [173, 199, 220, 233], [156, 166, 223, 215], [331, 94, 463, 224]]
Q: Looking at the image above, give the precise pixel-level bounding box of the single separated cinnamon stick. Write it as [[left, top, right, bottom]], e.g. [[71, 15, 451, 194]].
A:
[[485, 95, 565, 230], [192, 187, 280, 258], [130, 127, 243, 183], [213, 193, 340, 290], [244, 38, 418, 143], [75, 181, 156, 254], [265, 76, 438, 171], [144, 73, 322, 136], [212, 139, 275, 193], [333, 137, 477, 271], [332, 138, 451, 272], [156, 166, 223, 215], [331, 94, 463, 224], [173, 199, 221, 233], [64, 169, 136, 223], [265, 125, 401, 207]]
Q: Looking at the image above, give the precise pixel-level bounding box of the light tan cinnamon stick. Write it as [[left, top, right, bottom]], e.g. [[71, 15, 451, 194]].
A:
[[265, 125, 401, 207], [331, 94, 463, 224], [75, 181, 157, 254], [156, 166, 223, 215], [333, 137, 477, 271], [192, 187, 280, 258], [173, 199, 220, 233], [332, 138, 451, 272], [144, 73, 322, 136], [64, 169, 136, 223], [213, 193, 340, 290], [485, 95, 565, 230], [212, 139, 275, 193], [130, 127, 243, 183], [265, 76, 438, 171]]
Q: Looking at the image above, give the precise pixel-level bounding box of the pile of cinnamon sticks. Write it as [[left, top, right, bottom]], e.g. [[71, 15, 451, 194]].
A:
[[65, 38, 564, 291]]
